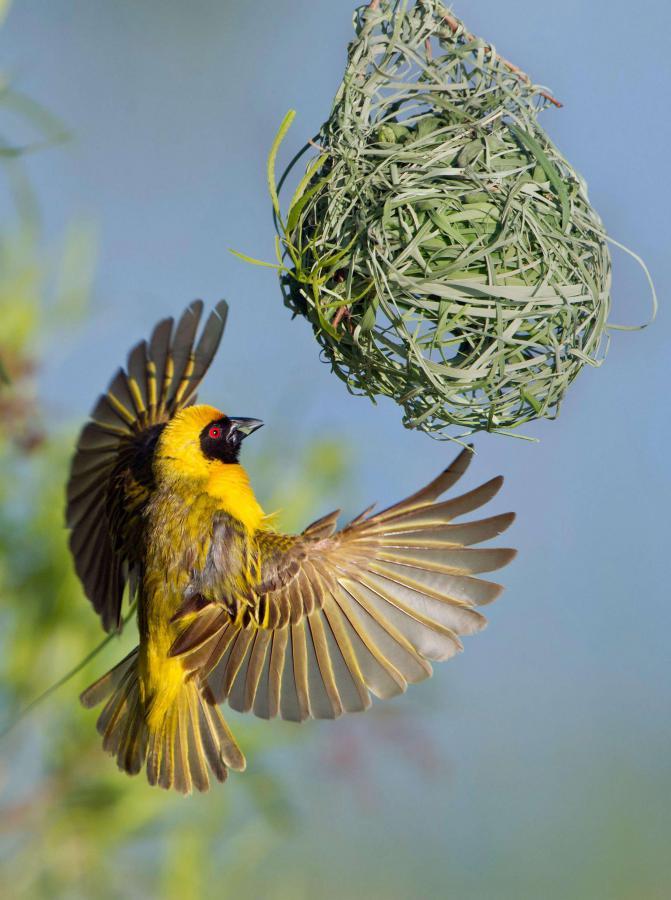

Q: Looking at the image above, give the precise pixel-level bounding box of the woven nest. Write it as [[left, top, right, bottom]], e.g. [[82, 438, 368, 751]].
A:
[[272, 0, 612, 437]]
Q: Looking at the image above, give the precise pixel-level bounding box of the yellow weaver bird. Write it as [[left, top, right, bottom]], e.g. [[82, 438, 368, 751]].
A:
[[67, 300, 516, 793]]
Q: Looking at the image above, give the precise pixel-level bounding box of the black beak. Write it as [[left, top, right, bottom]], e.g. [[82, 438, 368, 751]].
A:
[[229, 417, 264, 439]]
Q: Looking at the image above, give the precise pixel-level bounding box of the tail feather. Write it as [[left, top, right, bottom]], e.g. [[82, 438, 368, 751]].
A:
[[197, 702, 228, 785], [81, 647, 245, 793], [146, 727, 161, 788], [80, 648, 137, 708], [184, 694, 210, 792], [174, 694, 193, 794], [120, 695, 147, 776], [99, 669, 138, 755], [198, 692, 246, 772], [155, 716, 177, 791]]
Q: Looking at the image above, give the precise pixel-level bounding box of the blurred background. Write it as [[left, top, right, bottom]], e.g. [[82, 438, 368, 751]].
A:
[[0, 0, 669, 897]]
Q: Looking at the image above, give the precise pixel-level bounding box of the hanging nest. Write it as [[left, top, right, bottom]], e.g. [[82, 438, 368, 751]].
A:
[[270, 0, 614, 437]]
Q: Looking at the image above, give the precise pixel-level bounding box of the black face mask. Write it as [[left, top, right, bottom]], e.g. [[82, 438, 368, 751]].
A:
[[199, 416, 264, 464]]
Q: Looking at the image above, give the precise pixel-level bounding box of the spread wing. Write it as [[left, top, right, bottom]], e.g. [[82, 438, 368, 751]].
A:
[[170, 447, 516, 721], [66, 300, 228, 632]]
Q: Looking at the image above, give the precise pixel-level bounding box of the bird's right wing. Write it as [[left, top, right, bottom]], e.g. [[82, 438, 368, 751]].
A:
[[66, 300, 228, 632], [170, 447, 516, 721]]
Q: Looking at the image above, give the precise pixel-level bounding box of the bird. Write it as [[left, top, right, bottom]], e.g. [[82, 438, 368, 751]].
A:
[[66, 300, 517, 793]]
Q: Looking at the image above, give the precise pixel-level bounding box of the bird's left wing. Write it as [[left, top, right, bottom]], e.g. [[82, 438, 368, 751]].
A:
[[171, 447, 516, 721], [66, 300, 228, 632]]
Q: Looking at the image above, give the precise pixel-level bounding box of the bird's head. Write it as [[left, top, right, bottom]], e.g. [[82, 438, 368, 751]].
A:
[[154, 404, 263, 484]]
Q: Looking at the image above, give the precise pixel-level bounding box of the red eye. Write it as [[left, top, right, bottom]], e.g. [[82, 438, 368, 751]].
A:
[[208, 426, 222, 440]]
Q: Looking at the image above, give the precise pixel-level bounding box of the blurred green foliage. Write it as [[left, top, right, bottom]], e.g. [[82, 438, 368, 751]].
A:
[[0, 295, 357, 898], [0, 35, 357, 895], [0, 330, 358, 896]]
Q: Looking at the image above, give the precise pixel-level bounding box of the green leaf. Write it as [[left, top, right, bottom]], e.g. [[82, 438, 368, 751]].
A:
[[287, 169, 333, 236], [510, 124, 570, 232], [228, 248, 284, 270], [267, 109, 296, 227], [360, 303, 377, 332]]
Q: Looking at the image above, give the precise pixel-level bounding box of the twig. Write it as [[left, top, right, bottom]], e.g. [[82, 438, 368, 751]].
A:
[[332, 270, 354, 332], [332, 306, 348, 329], [441, 12, 563, 107]]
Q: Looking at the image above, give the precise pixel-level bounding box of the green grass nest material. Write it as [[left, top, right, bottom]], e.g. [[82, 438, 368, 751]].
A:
[[271, 0, 614, 437]]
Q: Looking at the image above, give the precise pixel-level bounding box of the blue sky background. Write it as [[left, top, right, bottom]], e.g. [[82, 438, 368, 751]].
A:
[[1, 1, 669, 896]]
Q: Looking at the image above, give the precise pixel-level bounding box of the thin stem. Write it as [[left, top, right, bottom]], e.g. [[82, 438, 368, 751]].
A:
[[440, 12, 563, 108], [0, 601, 137, 740]]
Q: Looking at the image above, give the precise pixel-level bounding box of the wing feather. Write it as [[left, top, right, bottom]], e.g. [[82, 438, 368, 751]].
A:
[[320, 599, 371, 712], [362, 512, 515, 548], [291, 623, 312, 721], [279, 629, 302, 722], [66, 300, 229, 631], [222, 629, 255, 701], [268, 627, 289, 719], [187, 448, 515, 721], [243, 630, 272, 714], [126, 340, 149, 421], [205, 625, 241, 703], [252, 632, 273, 719], [370, 446, 474, 521], [166, 300, 203, 411], [188, 303, 229, 397], [332, 596, 406, 700], [303, 620, 336, 718], [307, 613, 343, 718], [341, 576, 462, 663]]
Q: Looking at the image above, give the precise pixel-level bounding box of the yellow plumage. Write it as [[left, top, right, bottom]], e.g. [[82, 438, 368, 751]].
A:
[[154, 404, 265, 531], [141, 405, 263, 735], [67, 301, 517, 793]]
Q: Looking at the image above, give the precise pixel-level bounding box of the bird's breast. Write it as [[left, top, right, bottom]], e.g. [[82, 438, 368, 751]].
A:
[[141, 490, 218, 641], [138, 486, 226, 705]]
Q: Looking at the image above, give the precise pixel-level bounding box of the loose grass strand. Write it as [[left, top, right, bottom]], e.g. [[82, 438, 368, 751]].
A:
[[0, 601, 138, 740]]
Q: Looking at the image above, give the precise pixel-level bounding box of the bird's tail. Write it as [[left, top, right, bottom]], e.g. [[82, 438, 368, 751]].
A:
[[80, 648, 245, 793]]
